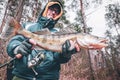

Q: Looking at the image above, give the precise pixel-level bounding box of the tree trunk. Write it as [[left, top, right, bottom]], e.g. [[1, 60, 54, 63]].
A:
[[14, 0, 25, 22], [0, 0, 9, 33], [79, 0, 95, 79], [79, 0, 87, 33]]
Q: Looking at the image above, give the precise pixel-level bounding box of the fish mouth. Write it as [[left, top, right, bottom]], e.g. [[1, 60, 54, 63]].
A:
[[89, 39, 108, 49], [99, 38, 108, 43], [89, 43, 108, 49]]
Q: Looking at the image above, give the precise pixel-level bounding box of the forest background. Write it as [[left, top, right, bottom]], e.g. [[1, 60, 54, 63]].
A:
[[0, 0, 120, 80]]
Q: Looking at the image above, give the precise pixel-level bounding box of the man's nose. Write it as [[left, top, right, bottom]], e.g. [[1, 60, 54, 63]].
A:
[[52, 11, 56, 14]]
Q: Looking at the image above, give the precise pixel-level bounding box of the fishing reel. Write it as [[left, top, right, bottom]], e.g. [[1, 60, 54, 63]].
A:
[[28, 52, 45, 68]]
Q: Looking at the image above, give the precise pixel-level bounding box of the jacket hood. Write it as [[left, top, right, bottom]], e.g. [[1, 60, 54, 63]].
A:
[[37, 0, 63, 29], [42, 1, 63, 20], [38, 1, 63, 21]]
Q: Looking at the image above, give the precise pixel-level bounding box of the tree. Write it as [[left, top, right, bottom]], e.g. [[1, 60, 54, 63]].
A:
[[105, 3, 120, 80], [1, 0, 120, 80], [105, 3, 120, 36]]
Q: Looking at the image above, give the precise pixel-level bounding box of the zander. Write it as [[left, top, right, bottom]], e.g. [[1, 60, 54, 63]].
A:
[[0, 18, 108, 52]]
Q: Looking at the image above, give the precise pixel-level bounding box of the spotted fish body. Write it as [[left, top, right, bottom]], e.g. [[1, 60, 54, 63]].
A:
[[0, 18, 108, 52]]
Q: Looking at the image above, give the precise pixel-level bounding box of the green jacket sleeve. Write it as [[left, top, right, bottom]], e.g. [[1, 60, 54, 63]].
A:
[[53, 52, 71, 64]]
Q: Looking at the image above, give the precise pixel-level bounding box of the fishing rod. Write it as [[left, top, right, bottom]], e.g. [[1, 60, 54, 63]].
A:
[[0, 57, 16, 68]]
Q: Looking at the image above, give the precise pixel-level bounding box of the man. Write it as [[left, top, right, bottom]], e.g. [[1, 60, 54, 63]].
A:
[[7, 0, 80, 80]]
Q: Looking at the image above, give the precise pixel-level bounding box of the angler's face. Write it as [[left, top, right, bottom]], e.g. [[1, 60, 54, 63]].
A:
[[46, 7, 59, 19]]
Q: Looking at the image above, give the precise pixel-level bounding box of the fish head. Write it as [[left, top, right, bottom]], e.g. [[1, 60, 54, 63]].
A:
[[76, 33, 108, 49]]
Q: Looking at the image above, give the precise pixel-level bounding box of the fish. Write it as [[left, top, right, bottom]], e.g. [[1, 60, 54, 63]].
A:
[[0, 17, 108, 53]]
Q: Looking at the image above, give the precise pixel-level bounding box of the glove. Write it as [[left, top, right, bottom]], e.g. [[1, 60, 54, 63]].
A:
[[14, 39, 33, 56], [62, 40, 77, 58]]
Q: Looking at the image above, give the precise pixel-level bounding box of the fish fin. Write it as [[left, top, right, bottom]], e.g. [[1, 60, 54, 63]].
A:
[[0, 17, 21, 40], [54, 27, 78, 35], [33, 28, 51, 35]]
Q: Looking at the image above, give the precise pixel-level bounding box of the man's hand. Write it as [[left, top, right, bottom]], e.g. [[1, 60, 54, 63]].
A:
[[62, 40, 80, 58], [14, 39, 34, 58]]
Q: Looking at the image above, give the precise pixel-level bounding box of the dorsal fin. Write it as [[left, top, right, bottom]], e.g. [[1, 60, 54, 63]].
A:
[[54, 26, 77, 35], [33, 28, 51, 35], [33, 27, 77, 35]]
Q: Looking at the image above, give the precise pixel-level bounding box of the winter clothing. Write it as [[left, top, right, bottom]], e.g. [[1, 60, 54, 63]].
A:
[[7, 0, 74, 80], [62, 40, 77, 58], [7, 1, 67, 80], [13, 39, 33, 56], [7, 19, 69, 80]]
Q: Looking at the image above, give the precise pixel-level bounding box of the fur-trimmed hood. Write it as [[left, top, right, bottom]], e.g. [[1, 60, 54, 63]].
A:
[[38, 0, 63, 21], [42, 1, 63, 20], [37, 0, 63, 29]]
